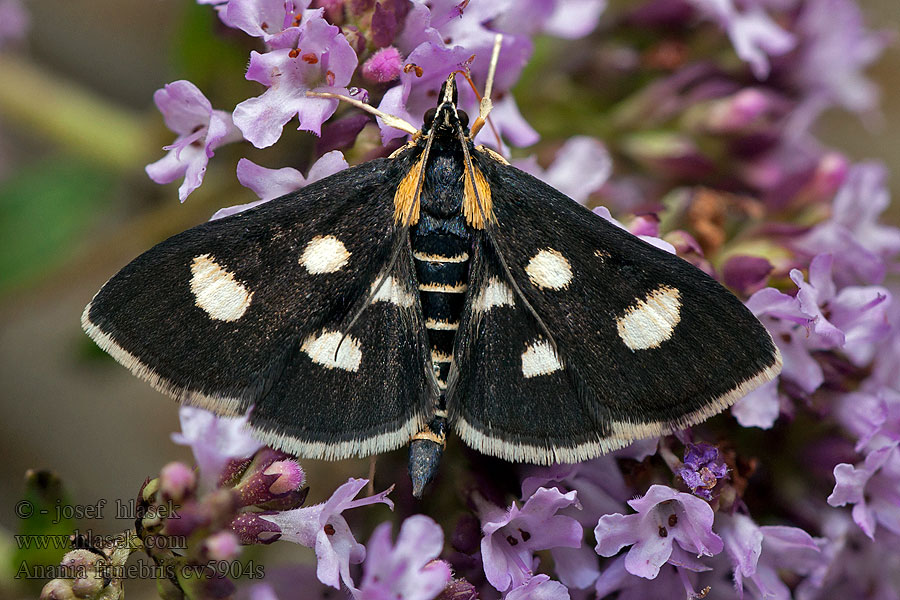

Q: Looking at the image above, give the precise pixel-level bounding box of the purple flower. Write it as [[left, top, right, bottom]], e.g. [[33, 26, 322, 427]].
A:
[[233, 9, 358, 146], [145, 80, 243, 201], [872, 285, 900, 393], [790, 254, 891, 366], [593, 207, 677, 255], [827, 443, 900, 539], [835, 385, 900, 455], [504, 574, 570, 600], [594, 484, 723, 579], [795, 163, 900, 285], [375, 0, 599, 147], [722, 255, 773, 298], [520, 457, 629, 588], [616, 437, 661, 462], [688, 0, 795, 79], [790, 0, 890, 114], [0, 0, 28, 48], [223, 0, 310, 40], [490, 1, 595, 39], [521, 458, 629, 527], [514, 137, 612, 204], [540, 0, 607, 40], [677, 443, 728, 500], [235, 565, 334, 600], [731, 252, 891, 430], [354, 515, 451, 600], [797, 512, 900, 600], [374, 42, 465, 143], [718, 512, 823, 599], [791, 255, 846, 347], [731, 380, 782, 429], [743, 286, 816, 395], [211, 150, 349, 219], [594, 558, 706, 600], [261, 478, 394, 591], [477, 487, 582, 592], [171, 406, 263, 492]]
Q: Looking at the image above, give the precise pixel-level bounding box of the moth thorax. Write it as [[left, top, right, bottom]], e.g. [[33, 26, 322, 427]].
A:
[[393, 153, 426, 225], [463, 163, 493, 229], [394, 152, 494, 229]]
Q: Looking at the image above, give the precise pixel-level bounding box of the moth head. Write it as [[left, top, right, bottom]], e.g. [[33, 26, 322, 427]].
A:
[[422, 74, 470, 138]]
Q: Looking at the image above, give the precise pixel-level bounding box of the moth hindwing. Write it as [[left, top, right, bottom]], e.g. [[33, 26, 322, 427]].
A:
[[83, 73, 781, 496]]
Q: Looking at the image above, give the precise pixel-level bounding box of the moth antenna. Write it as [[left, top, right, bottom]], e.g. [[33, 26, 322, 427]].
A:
[[333, 131, 436, 359], [456, 126, 559, 354], [467, 33, 502, 142], [306, 91, 419, 136]]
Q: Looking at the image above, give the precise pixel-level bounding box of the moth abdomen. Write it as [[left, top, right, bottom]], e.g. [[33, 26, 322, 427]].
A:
[[411, 226, 471, 389], [404, 142, 475, 494]]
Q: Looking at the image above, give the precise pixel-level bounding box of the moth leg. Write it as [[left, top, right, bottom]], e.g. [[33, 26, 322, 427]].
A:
[[305, 90, 419, 137]]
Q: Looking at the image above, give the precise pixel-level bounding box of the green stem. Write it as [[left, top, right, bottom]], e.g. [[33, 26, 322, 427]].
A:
[[0, 54, 153, 170]]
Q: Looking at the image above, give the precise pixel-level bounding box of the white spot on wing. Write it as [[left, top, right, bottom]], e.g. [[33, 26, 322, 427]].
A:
[[300, 235, 351, 274], [616, 285, 682, 350], [474, 277, 515, 312], [371, 276, 415, 307], [190, 254, 253, 321], [521, 339, 563, 378], [525, 248, 572, 290], [301, 330, 362, 372]]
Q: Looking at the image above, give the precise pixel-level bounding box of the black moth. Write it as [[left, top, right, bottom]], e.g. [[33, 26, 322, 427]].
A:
[[83, 74, 781, 497]]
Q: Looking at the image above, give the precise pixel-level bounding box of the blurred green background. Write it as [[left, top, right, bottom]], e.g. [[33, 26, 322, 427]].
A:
[[0, 1, 897, 597]]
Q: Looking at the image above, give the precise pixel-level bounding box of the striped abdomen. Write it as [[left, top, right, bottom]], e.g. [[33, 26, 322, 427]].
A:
[[411, 232, 471, 393]]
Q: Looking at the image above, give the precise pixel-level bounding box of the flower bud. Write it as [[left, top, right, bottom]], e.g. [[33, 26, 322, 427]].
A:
[[698, 89, 771, 133], [159, 462, 196, 503], [229, 512, 282, 545], [264, 460, 305, 495], [362, 46, 403, 83], [722, 255, 773, 296], [40, 579, 77, 600], [313, 0, 345, 24], [620, 132, 714, 179], [201, 531, 241, 561], [807, 152, 850, 201], [233, 449, 305, 507], [49, 549, 109, 599], [436, 578, 479, 600]]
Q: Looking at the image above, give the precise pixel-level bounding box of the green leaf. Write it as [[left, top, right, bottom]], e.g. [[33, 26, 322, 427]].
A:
[[0, 157, 114, 295]]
